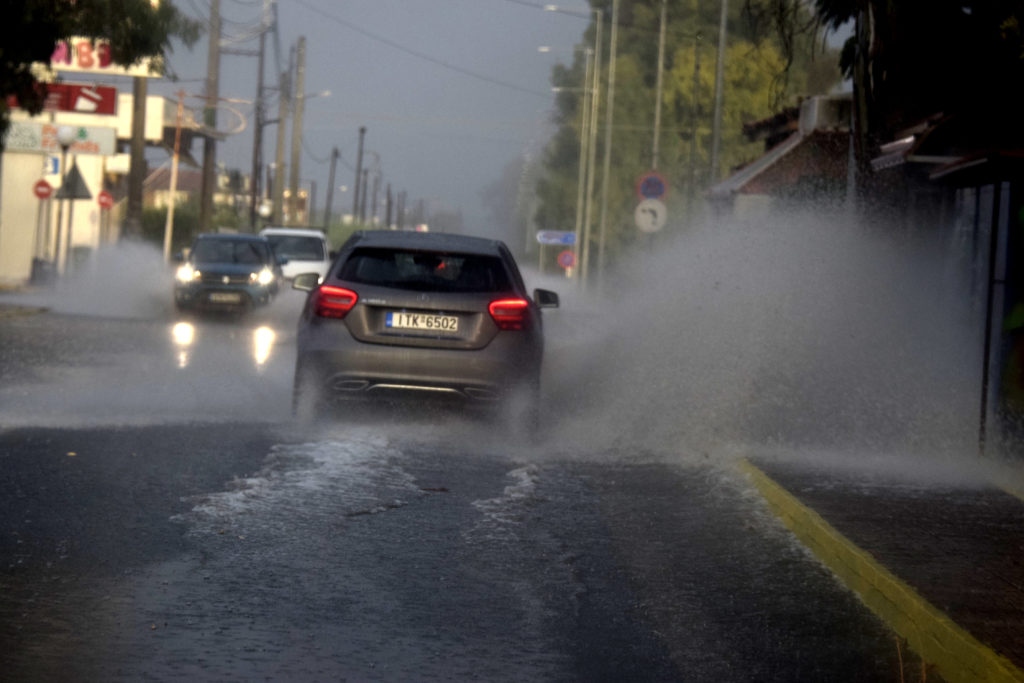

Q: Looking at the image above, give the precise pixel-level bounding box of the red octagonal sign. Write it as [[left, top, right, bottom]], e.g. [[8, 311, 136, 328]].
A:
[[33, 179, 53, 199]]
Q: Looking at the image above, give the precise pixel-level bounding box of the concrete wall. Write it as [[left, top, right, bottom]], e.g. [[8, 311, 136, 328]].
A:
[[0, 150, 106, 284]]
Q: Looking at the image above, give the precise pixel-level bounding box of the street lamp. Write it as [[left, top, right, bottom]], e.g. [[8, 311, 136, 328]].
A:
[[544, 4, 604, 287], [288, 83, 331, 226]]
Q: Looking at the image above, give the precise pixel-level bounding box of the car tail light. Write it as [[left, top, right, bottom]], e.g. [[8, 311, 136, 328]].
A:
[[314, 285, 358, 318], [489, 298, 529, 330]]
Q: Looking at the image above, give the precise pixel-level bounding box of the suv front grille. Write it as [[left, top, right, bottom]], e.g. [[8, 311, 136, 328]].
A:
[[201, 273, 250, 285]]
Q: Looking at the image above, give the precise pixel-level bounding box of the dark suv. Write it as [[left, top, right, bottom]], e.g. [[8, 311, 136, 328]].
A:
[[291, 230, 559, 425], [174, 233, 284, 313]]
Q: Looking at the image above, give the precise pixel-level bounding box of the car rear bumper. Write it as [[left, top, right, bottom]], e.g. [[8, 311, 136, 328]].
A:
[[296, 326, 541, 402]]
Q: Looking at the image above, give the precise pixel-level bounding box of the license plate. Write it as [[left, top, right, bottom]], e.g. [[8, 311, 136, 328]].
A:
[[386, 311, 458, 332], [209, 292, 242, 303]]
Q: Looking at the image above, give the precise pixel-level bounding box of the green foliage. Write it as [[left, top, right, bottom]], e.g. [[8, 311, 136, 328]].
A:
[[533, 0, 842, 269], [0, 0, 200, 144], [141, 199, 200, 254]]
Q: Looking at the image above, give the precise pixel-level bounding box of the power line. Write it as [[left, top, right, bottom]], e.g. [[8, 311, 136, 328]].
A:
[[292, 0, 550, 99]]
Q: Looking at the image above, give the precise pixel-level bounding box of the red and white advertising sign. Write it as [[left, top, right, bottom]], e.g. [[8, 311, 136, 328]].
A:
[[33, 179, 53, 200], [53, 84, 118, 115], [5, 84, 118, 116], [47, 38, 157, 78], [97, 190, 114, 209]]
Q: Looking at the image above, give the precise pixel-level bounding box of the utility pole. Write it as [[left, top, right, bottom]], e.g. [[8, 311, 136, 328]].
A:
[[688, 26, 702, 211], [200, 0, 221, 232], [271, 66, 290, 224], [370, 171, 380, 226], [709, 0, 729, 181], [359, 169, 369, 223], [385, 183, 393, 229], [353, 126, 366, 222], [596, 0, 621, 291], [124, 76, 147, 239], [323, 147, 339, 228], [288, 36, 307, 225], [652, 0, 667, 171], [163, 90, 185, 261], [249, 0, 269, 229]]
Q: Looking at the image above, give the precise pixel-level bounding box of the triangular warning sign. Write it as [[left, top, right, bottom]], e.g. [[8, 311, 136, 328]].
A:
[[55, 161, 93, 200]]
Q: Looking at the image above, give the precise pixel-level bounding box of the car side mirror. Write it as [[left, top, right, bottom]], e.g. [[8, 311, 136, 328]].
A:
[[534, 288, 559, 308], [172, 251, 185, 263], [293, 272, 320, 292], [277, 255, 289, 266]]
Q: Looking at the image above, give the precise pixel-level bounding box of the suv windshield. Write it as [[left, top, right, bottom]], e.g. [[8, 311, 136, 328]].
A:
[[192, 239, 269, 265], [264, 235, 325, 261], [338, 247, 512, 293]]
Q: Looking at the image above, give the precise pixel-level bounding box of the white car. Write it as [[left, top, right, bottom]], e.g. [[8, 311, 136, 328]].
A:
[[259, 228, 333, 282]]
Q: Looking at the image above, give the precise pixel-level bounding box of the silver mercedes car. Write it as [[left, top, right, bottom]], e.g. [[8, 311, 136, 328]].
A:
[[291, 230, 559, 427]]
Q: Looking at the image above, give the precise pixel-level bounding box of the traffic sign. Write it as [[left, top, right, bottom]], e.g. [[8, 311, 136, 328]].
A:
[[557, 250, 577, 269], [33, 179, 53, 200], [536, 230, 576, 246], [636, 170, 668, 200], [97, 190, 114, 209], [55, 161, 92, 200], [634, 198, 667, 233]]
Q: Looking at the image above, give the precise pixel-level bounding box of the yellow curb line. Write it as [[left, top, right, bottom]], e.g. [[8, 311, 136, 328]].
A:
[[738, 458, 1024, 683]]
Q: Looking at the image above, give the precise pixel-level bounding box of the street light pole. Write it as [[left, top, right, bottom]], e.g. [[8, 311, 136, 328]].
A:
[[570, 48, 594, 280]]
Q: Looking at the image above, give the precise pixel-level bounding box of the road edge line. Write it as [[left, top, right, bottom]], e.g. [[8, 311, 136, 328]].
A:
[[738, 458, 1024, 683]]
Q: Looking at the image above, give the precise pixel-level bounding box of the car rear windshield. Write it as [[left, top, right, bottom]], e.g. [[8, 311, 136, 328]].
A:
[[338, 247, 513, 293], [193, 239, 269, 265], [264, 235, 325, 260]]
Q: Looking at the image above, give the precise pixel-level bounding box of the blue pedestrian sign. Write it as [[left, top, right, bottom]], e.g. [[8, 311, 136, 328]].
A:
[[636, 171, 668, 200], [536, 230, 576, 245]]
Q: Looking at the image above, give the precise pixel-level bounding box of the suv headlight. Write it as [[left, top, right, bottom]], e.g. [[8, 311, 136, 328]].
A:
[[176, 264, 200, 283], [252, 268, 275, 286]]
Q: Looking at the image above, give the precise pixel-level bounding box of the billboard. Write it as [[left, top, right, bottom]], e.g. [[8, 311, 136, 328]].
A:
[[44, 38, 159, 79]]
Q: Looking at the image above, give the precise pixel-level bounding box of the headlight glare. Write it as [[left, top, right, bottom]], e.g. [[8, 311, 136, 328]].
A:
[[176, 264, 199, 283], [254, 268, 275, 286]]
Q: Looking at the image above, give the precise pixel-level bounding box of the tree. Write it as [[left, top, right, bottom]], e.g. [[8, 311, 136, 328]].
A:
[[532, 0, 841, 269], [0, 0, 200, 145]]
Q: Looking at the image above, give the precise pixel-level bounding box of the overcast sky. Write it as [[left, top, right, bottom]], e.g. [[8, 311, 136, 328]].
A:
[[148, 0, 591, 231]]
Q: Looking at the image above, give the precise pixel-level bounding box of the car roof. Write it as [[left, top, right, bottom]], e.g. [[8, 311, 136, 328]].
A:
[[345, 230, 507, 257], [259, 227, 327, 238], [196, 233, 268, 243]]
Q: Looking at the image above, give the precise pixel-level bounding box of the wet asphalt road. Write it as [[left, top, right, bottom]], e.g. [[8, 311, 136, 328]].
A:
[[0, 286, 920, 681]]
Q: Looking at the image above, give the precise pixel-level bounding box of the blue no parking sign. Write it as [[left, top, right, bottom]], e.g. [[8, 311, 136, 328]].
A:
[[636, 171, 668, 200]]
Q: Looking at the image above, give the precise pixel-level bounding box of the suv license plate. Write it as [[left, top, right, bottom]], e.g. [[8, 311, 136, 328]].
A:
[[386, 312, 458, 332], [209, 292, 242, 303]]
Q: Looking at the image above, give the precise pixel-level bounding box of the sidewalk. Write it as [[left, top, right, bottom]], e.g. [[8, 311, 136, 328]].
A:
[[742, 456, 1024, 683]]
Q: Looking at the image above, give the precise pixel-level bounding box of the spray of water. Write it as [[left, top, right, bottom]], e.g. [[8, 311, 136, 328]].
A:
[[537, 207, 987, 475], [11, 241, 174, 320]]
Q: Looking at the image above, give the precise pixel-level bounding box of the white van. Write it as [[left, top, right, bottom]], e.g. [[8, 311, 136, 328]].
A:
[[259, 227, 332, 282]]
